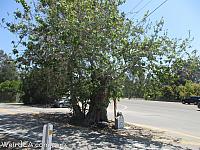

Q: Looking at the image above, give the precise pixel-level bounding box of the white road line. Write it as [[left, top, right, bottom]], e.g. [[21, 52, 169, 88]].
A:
[[118, 104, 128, 111]]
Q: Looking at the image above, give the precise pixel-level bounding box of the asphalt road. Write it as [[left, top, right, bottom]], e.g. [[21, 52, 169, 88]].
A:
[[108, 98, 200, 146]]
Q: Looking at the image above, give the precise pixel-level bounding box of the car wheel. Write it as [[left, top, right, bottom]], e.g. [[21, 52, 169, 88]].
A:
[[198, 103, 200, 109], [59, 103, 64, 108], [182, 101, 185, 104]]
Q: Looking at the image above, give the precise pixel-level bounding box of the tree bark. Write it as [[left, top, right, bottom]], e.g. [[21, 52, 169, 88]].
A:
[[71, 95, 84, 120], [86, 101, 108, 124], [85, 82, 109, 125]]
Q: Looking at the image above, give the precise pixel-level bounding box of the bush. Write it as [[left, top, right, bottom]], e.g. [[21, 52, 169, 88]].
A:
[[161, 85, 174, 101], [177, 80, 200, 100], [0, 80, 21, 102]]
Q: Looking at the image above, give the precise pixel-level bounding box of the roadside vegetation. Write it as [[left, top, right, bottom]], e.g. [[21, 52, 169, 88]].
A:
[[123, 55, 200, 101], [1, 0, 200, 125], [0, 49, 20, 102]]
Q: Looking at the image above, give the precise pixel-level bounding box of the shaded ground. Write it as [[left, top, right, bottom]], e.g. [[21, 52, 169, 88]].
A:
[[0, 113, 195, 150]]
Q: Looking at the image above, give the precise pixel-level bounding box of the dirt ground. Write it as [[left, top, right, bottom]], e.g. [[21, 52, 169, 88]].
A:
[[0, 112, 199, 150]]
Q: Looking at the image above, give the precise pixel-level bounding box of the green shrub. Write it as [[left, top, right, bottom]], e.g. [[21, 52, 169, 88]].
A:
[[0, 80, 21, 102]]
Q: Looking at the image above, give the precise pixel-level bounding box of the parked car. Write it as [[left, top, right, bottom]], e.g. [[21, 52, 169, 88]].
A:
[[182, 96, 200, 105], [198, 102, 200, 109], [53, 96, 71, 108]]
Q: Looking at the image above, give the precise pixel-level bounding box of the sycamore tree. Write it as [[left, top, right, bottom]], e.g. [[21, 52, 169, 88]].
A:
[[3, 0, 187, 124]]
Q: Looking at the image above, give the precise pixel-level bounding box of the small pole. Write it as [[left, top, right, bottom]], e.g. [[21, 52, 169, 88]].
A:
[[42, 123, 53, 150], [114, 99, 117, 119]]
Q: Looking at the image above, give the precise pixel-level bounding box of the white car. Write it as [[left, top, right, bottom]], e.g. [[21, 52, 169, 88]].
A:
[[53, 97, 71, 108]]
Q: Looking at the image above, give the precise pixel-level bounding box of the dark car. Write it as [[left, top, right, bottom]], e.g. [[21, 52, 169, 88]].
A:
[[53, 96, 71, 108], [182, 96, 200, 105], [198, 102, 200, 109]]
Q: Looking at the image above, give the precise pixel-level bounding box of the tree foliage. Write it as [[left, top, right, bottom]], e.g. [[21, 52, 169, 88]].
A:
[[0, 50, 17, 82], [124, 53, 200, 101], [0, 49, 19, 102]]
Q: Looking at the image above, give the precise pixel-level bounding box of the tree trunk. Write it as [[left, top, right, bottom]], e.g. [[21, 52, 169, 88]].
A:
[[86, 101, 108, 124], [85, 85, 109, 125], [71, 95, 84, 120], [84, 69, 111, 125]]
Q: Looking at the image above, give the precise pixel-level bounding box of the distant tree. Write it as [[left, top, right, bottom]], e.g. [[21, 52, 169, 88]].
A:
[[0, 49, 17, 82], [0, 49, 19, 102], [171, 54, 200, 84]]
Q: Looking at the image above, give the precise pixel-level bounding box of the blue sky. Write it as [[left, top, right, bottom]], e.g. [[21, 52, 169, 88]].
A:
[[0, 0, 200, 56]]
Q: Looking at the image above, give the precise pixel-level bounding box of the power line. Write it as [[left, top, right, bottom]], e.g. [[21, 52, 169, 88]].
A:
[[131, 0, 153, 19], [134, 0, 169, 25], [145, 0, 169, 19], [129, 0, 144, 13]]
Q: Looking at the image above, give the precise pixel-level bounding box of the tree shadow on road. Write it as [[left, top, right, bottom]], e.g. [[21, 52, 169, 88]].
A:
[[0, 113, 192, 150]]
